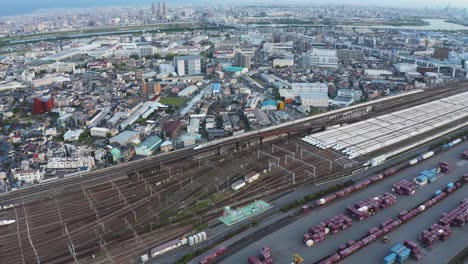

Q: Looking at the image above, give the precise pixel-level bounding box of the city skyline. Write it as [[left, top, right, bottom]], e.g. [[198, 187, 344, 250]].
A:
[[0, 0, 467, 17]]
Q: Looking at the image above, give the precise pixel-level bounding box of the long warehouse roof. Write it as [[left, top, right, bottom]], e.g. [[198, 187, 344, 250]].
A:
[[302, 91, 468, 159]]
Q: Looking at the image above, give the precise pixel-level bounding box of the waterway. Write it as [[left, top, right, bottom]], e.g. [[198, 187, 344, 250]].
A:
[[248, 19, 468, 31]]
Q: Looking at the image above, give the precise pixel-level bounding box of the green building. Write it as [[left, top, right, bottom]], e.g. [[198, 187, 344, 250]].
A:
[[135, 135, 162, 156]]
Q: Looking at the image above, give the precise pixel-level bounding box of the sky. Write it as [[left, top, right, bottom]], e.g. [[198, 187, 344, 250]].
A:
[[0, 0, 466, 17]]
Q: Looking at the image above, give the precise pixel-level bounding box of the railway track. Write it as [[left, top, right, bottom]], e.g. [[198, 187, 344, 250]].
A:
[[1, 82, 467, 263]]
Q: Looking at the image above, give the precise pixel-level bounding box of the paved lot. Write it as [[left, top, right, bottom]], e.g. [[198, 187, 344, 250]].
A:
[[222, 141, 468, 264]]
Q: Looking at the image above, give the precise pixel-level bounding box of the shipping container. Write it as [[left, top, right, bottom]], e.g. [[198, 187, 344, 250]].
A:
[[384, 253, 397, 264], [317, 254, 341, 264], [316, 194, 337, 206], [421, 151, 434, 159], [462, 150, 468, 160]]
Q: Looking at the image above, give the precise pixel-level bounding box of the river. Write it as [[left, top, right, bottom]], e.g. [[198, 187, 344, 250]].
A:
[[248, 19, 468, 31]]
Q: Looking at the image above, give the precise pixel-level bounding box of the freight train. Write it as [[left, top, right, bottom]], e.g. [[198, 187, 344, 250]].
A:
[[140, 232, 208, 262], [316, 174, 467, 264]]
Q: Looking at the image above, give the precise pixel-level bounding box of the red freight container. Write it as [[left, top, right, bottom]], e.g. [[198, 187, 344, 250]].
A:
[[380, 219, 394, 228], [392, 180, 416, 195], [382, 219, 402, 234], [384, 168, 398, 177], [353, 179, 371, 190], [338, 241, 364, 257], [370, 174, 384, 182], [317, 254, 341, 264], [200, 247, 227, 264], [316, 194, 337, 206], [373, 229, 384, 238], [368, 227, 379, 235], [248, 256, 262, 264], [361, 234, 377, 246]]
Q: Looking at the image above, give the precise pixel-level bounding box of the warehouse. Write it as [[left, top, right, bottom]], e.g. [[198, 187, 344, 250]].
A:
[[135, 135, 162, 156], [302, 91, 468, 159]]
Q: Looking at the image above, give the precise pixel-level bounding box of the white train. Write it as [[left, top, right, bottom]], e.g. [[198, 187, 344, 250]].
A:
[[0, 220, 16, 226]]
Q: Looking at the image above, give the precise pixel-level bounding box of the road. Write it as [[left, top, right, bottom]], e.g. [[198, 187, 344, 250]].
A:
[[221, 141, 468, 264]]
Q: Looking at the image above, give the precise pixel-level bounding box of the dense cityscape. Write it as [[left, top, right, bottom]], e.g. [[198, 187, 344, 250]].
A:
[[0, 1, 467, 264]]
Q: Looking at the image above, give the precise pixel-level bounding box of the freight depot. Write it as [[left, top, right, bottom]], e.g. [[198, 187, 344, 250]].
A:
[[302, 91, 468, 160], [220, 141, 467, 264]]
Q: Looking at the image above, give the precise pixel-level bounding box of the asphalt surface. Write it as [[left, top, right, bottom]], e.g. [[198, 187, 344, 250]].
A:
[[221, 141, 468, 264]]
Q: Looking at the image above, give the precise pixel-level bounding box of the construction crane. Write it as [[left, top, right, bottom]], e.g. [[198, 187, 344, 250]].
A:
[[293, 254, 304, 264]]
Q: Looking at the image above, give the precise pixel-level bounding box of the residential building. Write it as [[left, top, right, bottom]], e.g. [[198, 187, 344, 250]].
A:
[[90, 127, 110, 137], [64, 129, 84, 141], [234, 52, 252, 69], [32, 97, 54, 114], [174, 55, 205, 76], [12, 169, 43, 183], [47, 156, 96, 170]]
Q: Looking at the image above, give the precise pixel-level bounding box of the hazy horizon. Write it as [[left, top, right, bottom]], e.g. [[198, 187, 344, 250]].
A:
[[0, 0, 467, 17]]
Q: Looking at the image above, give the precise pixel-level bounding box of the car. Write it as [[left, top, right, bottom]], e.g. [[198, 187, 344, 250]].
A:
[[383, 236, 390, 243]]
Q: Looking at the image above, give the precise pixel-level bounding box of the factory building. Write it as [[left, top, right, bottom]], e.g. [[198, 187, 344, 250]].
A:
[[302, 49, 338, 68], [135, 135, 163, 156]]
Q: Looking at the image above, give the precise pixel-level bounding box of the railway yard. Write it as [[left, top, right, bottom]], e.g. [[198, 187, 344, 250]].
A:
[[0, 82, 467, 264]]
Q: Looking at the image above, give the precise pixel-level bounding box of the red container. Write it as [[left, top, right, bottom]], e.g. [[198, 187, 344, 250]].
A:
[[338, 241, 364, 257], [317, 254, 341, 264]]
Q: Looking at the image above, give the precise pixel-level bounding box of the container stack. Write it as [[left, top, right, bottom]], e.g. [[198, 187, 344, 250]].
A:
[[462, 150, 468, 160], [346, 193, 397, 220], [384, 244, 411, 264], [439, 162, 452, 174], [392, 180, 416, 195], [303, 215, 352, 246], [247, 246, 273, 264], [413, 168, 439, 186], [418, 224, 452, 246], [403, 240, 423, 261], [438, 198, 468, 227]]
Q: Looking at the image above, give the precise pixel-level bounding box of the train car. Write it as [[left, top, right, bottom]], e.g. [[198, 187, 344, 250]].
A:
[[0, 220, 16, 226], [2, 204, 15, 210], [149, 239, 182, 258], [200, 247, 226, 264], [317, 253, 341, 264]]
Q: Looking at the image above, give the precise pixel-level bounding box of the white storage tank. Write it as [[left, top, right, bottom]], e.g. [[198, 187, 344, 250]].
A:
[[188, 236, 195, 246], [201, 231, 207, 240], [193, 235, 199, 244], [197, 233, 203, 242], [180, 238, 188, 245]]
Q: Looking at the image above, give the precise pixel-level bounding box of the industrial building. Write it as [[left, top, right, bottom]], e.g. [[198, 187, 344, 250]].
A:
[[303, 91, 468, 159], [110, 131, 140, 146], [302, 49, 339, 68], [299, 92, 329, 108], [135, 135, 162, 156]]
